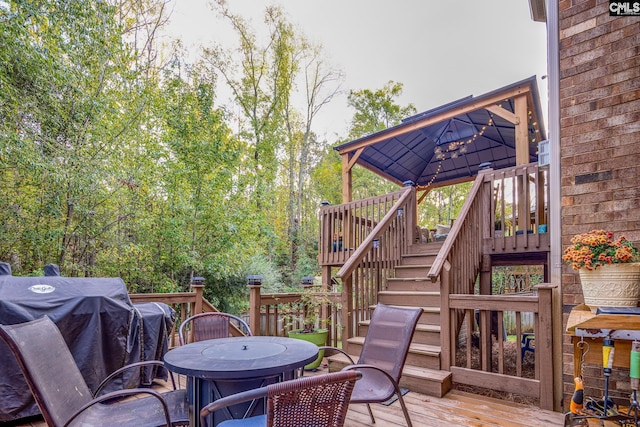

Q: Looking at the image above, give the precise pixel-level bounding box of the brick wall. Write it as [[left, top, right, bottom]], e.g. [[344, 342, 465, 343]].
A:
[[560, 0, 640, 408]]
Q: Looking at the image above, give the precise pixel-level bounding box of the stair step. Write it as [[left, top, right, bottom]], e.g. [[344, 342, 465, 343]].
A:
[[394, 264, 432, 278], [387, 277, 438, 291], [378, 290, 440, 306], [368, 304, 440, 324], [326, 353, 451, 397], [359, 320, 440, 345], [360, 320, 440, 333], [407, 242, 442, 255], [346, 336, 441, 369], [401, 253, 438, 265]]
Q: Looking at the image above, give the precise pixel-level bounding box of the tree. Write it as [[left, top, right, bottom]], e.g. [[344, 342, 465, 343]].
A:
[[347, 81, 416, 139], [281, 39, 343, 283], [0, 0, 169, 274], [204, 1, 294, 214], [310, 81, 417, 203], [205, 2, 343, 286]]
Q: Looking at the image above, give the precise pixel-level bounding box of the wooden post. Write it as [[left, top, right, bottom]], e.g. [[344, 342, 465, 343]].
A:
[[514, 95, 529, 166], [341, 276, 353, 352], [403, 182, 417, 245], [479, 255, 493, 370], [190, 276, 204, 316], [440, 260, 452, 370], [535, 283, 556, 410], [247, 275, 263, 336], [341, 153, 352, 203]]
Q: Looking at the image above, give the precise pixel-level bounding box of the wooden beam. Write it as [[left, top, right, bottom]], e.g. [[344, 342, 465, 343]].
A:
[[515, 94, 530, 165], [485, 105, 518, 124], [341, 153, 352, 203], [335, 83, 533, 154], [347, 147, 364, 169]]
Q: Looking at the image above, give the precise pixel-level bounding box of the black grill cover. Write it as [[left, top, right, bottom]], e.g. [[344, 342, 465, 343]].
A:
[[0, 276, 174, 422]]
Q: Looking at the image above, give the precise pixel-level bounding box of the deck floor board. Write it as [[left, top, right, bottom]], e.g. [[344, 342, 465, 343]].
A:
[[9, 360, 566, 427]]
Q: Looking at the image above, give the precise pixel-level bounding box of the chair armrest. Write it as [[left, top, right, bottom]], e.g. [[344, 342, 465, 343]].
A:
[[200, 387, 267, 426], [64, 388, 172, 427], [342, 363, 399, 386], [318, 346, 356, 364], [95, 360, 178, 396]]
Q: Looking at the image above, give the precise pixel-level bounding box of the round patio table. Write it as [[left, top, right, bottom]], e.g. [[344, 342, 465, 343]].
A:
[[164, 336, 318, 427]]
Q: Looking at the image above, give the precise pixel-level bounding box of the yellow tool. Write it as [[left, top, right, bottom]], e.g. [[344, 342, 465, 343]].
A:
[[602, 338, 615, 415]]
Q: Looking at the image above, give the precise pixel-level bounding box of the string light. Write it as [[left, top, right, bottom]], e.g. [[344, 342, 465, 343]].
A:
[[422, 100, 541, 189], [423, 115, 494, 189]]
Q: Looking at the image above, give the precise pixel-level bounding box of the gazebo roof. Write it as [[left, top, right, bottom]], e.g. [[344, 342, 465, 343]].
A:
[[334, 76, 546, 189]]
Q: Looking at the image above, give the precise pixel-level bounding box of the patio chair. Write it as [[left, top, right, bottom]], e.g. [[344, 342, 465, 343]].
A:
[[521, 332, 535, 360], [321, 303, 423, 427], [179, 312, 252, 345], [199, 370, 361, 427], [0, 316, 188, 427]]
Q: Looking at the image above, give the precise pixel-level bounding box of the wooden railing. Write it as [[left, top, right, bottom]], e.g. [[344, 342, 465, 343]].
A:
[[424, 163, 553, 408], [334, 186, 417, 349], [428, 164, 550, 366], [485, 164, 550, 254], [132, 281, 342, 348], [428, 171, 486, 369], [448, 284, 555, 410], [130, 283, 231, 348], [318, 186, 417, 267], [248, 284, 342, 348]]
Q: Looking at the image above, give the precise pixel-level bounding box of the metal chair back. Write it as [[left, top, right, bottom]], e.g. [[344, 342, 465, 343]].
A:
[[179, 312, 252, 345], [0, 316, 183, 426], [0, 316, 93, 426]]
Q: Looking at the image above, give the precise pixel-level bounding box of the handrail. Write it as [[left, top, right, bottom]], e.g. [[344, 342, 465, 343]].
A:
[[333, 185, 416, 348], [318, 188, 413, 267], [336, 186, 414, 280], [426, 170, 486, 282]]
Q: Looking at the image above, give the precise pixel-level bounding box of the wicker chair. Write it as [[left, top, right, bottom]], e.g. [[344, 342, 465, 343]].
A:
[[199, 370, 361, 427], [0, 316, 188, 427], [179, 312, 252, 345], [321, 303, 423, 427]]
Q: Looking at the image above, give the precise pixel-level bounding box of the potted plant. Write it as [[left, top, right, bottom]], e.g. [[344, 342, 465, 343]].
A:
[[562, 229, 640, 313], [284, 277, 336, 370]]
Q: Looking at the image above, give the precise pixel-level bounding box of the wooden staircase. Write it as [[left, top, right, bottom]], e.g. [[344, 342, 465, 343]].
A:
[[327, 241, 453, 397]]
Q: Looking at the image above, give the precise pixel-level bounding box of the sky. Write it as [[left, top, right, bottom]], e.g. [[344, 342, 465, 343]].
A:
[[162, 0, 548, 142]]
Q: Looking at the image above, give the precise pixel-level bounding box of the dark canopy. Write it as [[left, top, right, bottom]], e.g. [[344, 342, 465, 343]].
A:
[[335, 76, 546, 190]]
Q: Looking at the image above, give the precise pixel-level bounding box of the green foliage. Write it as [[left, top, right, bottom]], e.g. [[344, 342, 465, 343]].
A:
[[346, 81, 417, 199], [418, 182, 473, 229], [491, 266, 544, 295], [347, 81, 417, 139], [242, 254, 285, 293], [0, 1, 468, 319]]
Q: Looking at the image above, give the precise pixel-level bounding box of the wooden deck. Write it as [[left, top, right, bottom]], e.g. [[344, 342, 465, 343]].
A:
[[11, 361, 566, 427]]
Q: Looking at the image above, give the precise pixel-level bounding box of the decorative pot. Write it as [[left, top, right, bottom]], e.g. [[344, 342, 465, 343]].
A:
[[287, 328, 328, 370], [579, 263, 640, 313]]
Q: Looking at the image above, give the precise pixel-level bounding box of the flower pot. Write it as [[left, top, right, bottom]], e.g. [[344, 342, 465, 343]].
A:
[[287, 328, 328, 370], [579, 263, 640, 313]]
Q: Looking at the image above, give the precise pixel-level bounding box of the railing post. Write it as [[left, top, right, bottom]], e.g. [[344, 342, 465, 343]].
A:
[[247, 275, 263, 336], [341, 276, 353, 351], [535, 283, 556, 410], [190, 276, 204, 316], [440, 261, 452, 370], [402, 181, 416, 245]]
